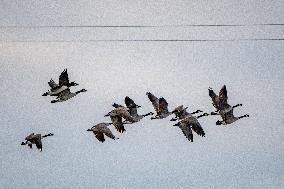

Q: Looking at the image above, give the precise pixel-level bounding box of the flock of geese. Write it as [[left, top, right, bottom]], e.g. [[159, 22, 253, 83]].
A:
[[21, 69, 249, 151]]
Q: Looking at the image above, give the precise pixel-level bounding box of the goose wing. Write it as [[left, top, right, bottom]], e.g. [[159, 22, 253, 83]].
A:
[[110, 115, 125, 133], [102, 127, 116, 140], [209, 88, 220, 110], [179, 123, 193, 142], [59, 69, 70, 86], [120, 110, 136, 122], [125, 96, 138, 108], [48, 79, 59, 89], [125, 96, 139, 116], [191, 121, 205, 137], [219, 85, 228, 105], [147, 92, 159, 113], [93, 131, 105, 142], [34, 134, 42, 150], [158, 97, 169, 114]]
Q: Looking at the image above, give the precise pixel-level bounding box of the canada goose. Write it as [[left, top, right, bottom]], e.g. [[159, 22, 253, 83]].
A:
[[208, 85, 249, 125], [173, 114, 207, 142], [146, 92, 175, 119], [208, 85, 242, 113], [42, 69, 79, 96], [104, 107, 136, 133], [21, 133, 54, 151], [170, 105, 203, 121], [113, 96, 154, 123], [87, 123, 118, 143], [50, 88, 87, 103]]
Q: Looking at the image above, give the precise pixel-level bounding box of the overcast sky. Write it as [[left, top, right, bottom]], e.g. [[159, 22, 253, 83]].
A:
[[0, 1, 283, 189]]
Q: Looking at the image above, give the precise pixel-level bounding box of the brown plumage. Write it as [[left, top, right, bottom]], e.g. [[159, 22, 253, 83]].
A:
[[21, 133, 53, 151], [87, 123, 117, 143]]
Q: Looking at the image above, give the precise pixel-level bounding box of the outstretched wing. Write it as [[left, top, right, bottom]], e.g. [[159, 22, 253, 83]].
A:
[[191, 122, 205, 137], [208, 88, 220, 110], [125, 96, 139, 116], [34, 135, 42, 150], [219, 85, 228, 105], [179, 124, 193, 142], [147, 92, 159, 113], [125, 96, 138, 108], [93, 131, 105, 143], [110, 115, 125, 133], [158, 97, 169, 114], [59, 69, 70, 86], [48, 79, 59, 89]]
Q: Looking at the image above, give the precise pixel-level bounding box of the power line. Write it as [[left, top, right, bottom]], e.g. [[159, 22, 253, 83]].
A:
[[1, 38, 283, 43], [0, 24, 284, 28]]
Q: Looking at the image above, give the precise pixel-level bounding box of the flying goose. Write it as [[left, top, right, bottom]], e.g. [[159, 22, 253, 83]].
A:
[[113, 96, 154, 123], [42, 69, 79, 96], [21, 133, 54, 151], [87, 123, 118, 143], [146, 92, 175, 119], [208, 85, 249, 125], [173, 113, 207, 142], [170, 105, 203, 121], [104, 107, 137, 133], [50, 88, 87, 103]]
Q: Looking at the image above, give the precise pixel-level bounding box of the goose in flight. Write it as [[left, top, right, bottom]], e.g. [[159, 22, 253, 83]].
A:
[[87, 123, 118, 143], [42, 69, 79, 96], [208, 85, 249, 125], [21, 133, 54, 151], [146, 92, 175, 119], [173, 113, 207, 142], [104, 107, 136, 133], [170, 105, 203, 121], [50, 88, 87, 103], [113, 96, 154, 123]]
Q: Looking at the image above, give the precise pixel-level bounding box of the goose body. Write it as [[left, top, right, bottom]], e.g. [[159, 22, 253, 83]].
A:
[[146, 92, 174, 119], [87, 123, 118, 143], [50, 88, 87, 103], [21, 133, 54, 151], [216, 108, 249, 125], [42, 69, 79, 96]]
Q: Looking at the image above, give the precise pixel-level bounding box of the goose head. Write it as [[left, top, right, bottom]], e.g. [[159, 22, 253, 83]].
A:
[[86, 128, 93, 131], [216, 120, 222, 125], [69, 82, 79, 86]]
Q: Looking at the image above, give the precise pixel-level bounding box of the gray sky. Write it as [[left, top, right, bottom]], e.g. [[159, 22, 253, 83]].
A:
[[0, 1, 283, 189]]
